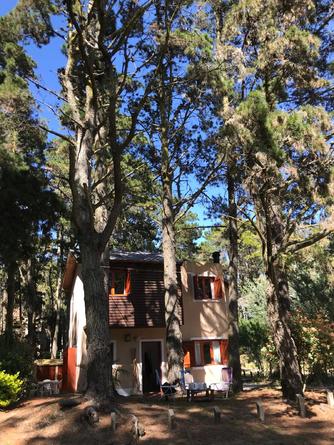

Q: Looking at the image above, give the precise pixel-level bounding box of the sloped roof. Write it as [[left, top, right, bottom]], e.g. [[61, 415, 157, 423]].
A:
[[109, 251, 164, 263]]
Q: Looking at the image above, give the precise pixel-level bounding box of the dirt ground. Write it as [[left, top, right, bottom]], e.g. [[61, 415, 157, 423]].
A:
[[0, 388, 333, 445]]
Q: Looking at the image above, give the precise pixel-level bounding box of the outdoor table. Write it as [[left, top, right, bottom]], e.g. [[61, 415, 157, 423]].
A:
[[186, 383, 215, 402]]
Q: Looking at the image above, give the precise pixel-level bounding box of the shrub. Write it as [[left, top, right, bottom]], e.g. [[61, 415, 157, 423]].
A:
[[239, 319, 269, 371], [0, 335, 33, 379], [0, 370, 24, 408], [290, 306, 334, 380]]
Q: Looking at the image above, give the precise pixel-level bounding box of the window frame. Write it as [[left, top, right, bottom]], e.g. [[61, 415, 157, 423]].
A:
[[192, 274, 224, 302], [110, 269, 131, 297], [192, 339, 228, 366]]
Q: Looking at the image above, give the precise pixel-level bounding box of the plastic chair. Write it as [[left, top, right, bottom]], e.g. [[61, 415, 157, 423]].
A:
[[155, 369, 178, 400], [210, 367, 233, 398]]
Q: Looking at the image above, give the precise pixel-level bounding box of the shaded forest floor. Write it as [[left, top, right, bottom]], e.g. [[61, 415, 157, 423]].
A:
[[0, 388, 333, 445]]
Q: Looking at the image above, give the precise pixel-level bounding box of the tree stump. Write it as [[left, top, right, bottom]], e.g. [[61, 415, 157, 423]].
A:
[[296, 394, 306, 418], [168, 409, 176, 430], [111, 412, 117, 432], [213, 406, 221, 424], [255, 400, 265, 422], [327, 390, 334, 408]]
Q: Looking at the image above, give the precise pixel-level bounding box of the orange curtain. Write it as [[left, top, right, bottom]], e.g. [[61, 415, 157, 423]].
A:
[[213, 277, 223, 299], [125, 270, 131, 295], [182, 341, 195, 367], [220, 340, 229, 365]]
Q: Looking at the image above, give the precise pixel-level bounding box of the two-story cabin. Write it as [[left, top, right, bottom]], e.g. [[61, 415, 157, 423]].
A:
[[63, 251, 230, 394]]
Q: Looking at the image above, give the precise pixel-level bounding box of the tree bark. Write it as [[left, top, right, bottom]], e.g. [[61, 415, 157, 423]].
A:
[[266, 260, 303, 400], [5, 262, 16, 343], [51, 271, 62, 359], [80, 240, 113, 399], [227, 166, 243, 392], [260, 194, 303, 400], [162, 177, 183, 383]]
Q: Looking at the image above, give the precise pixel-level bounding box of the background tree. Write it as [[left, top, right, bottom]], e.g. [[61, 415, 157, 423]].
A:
[[214, 0, 334, 399], [138, 0, 224, 381], [0, 7, 60, 345]]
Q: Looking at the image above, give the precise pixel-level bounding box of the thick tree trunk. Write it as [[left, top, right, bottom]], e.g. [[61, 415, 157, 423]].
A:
[[24, 259, 38, 348], [80, 241, 113, 399], [266, 261, 303, 400], [227, 167, 243, 392], [259, 194, 303, 400], [161, 114, 183, 382], [5, 262, 16, 342], [162, 191, 183, 383]]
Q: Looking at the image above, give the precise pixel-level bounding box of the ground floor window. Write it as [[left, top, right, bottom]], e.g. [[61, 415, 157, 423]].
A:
[[183, 339, 228, 367]]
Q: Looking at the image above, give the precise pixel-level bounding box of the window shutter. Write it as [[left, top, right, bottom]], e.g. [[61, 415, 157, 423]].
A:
[[182, 341, 194, 368], [125, 270, 131, 295], [213, 277, 223, 299], [193, 275, 199, 299], [220, 340, 229, 365]]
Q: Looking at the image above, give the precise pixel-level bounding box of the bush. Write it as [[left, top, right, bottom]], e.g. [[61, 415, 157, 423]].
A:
[[290, 306, 334, 380], [0, 370, 24, 408], [0, 335, 33, 379], [239, 319, 269, 370]]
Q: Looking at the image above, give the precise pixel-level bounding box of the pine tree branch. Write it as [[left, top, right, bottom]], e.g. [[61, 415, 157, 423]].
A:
[[38, 125, 75, 146], [278, 229, 333, 257]]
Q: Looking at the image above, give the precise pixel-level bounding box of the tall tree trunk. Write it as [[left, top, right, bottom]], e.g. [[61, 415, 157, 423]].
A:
[[266, 261, 303, 400], [162, 184, 183, 383], [161, 123, 183, 382], [80, 240, 113, 399], [5, 262, 16, 343], [51, 272, 62, 359], [227, 166, 243, 392], [24, 259, 38, 348], [51, 226, 64, 359], [260, 194, 303, 400]]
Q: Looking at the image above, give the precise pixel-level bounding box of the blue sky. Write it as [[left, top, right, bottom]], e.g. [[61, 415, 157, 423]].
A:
[[0, 1, 221, 231]]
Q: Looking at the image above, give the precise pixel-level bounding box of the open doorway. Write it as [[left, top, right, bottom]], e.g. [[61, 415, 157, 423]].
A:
[[141, 340, 162, 393]]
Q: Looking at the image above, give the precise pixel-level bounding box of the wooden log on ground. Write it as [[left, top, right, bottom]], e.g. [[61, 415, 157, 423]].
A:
[[255, 400, 265, 422], [111, 412, 117, 432], [296, 394, 306, 418], [327, 390, 334, 408], [130, 414, 145, 440], [168, 408, 176, 430], [213, 406, 221, 424]]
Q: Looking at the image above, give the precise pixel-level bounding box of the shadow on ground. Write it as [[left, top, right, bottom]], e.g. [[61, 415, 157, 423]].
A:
[[0, 389, 332, 445]]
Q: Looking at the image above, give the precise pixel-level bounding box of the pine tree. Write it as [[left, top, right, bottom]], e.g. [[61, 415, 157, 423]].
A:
[[213, 0, 334, 399]]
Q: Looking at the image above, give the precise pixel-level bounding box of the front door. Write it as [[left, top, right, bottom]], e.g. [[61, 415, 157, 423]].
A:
[[141, 341, 161, 393]]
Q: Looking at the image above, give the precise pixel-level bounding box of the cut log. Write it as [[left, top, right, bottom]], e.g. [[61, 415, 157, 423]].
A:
[[327, 390, 334, 408], [255, 400, 265, 422], [296, 394, 306, 418], [168, 409, 176, 430], [213, 406, 221, 424], [111, 412, 117, 432]]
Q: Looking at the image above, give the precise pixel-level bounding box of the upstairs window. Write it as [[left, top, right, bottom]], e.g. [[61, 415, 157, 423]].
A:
[[110, 270, 131, 296], [193, 275, 224, 300]]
